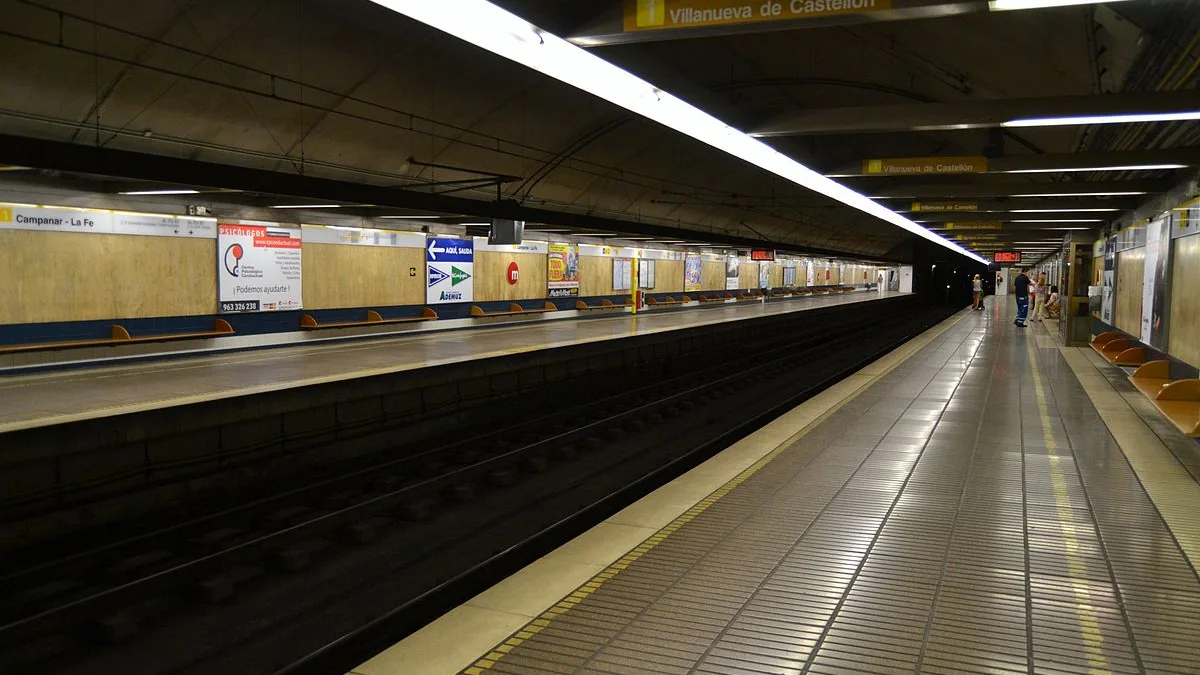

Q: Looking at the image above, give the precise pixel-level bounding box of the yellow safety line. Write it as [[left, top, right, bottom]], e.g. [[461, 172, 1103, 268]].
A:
[[1024, 339, 1113, 674], [461, 311, 972, 674]]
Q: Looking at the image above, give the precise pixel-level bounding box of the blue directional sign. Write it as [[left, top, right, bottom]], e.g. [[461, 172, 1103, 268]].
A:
[[426, 237, 474, 263]]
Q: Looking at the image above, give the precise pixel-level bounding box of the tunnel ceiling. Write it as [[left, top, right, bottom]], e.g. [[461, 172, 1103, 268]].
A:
[[0, 0, 1197, 260]]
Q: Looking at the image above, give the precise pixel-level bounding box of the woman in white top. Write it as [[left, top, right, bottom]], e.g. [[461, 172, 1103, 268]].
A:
[[1032, 274, 1047, 321], [971, 274, 983, 310]]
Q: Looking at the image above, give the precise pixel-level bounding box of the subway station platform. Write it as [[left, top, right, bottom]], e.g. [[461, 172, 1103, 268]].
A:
[[358, 302, 1200, 675], [0, 290, 898, 434]]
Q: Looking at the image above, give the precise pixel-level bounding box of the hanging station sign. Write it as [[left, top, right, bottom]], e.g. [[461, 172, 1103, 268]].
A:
[[861, 156, 988, 176], [624, 0, 892, 33], [994, 251, 1022, 264]]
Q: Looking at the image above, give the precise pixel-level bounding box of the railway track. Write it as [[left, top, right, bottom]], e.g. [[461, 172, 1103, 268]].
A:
[[0, 296, 952, 675]]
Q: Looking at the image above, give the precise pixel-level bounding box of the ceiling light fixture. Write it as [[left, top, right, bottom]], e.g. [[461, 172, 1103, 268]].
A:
[[365, 0, 986, 265], [1011, 191, 1148, 197], [271, 204, 342, 209], [1004, 164, 1186, 174], [1008, 208, 1121, 213], [989, 0, 1133, 10], [120, 189, 200, 195], [1003, 111, 1200, 128], [378, 215, 445, 219], [1011, 218, 1103, 223]]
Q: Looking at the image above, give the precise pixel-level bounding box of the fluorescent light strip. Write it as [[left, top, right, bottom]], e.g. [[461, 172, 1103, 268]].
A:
[[990, 0, 1133, 9], [1011, 218, 1102, 223], [1004, 111, 1200, 128], [1009, 208, 1120, 213], [120, 189, 200, 195], [271, 204, 342, 209], [378, 215, 445, 219], [367, 0, 986, 265], [1012, 191, 1147, 197], [1004, 164, 1186, 174]]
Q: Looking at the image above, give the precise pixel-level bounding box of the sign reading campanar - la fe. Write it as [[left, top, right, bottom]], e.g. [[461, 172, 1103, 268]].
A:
[[626, 0, 890, 31], [426, 236, 474, 305]]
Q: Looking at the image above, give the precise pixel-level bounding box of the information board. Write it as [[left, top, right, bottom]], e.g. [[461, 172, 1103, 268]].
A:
[[0, 202, 215, 238], [613, 258, 633, 291], [547, 243, 581, 298], [994, 251, 1021, 264], [218, 223, 303, 313], [426, 236, 474, 304], [684, 252, 702, 292]]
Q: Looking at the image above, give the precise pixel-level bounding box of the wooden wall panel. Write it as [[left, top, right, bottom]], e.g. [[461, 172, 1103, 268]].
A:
[[580, 255, 616, 296], [1169, 235, 1200, 368], [475, 251, 547, 302], [768, 264, 783, 288], [654, 259, 684, 293], [702, 261, 725, 291], [0, 230, 215, 324], [1115, 248, 1144, 336], [302, 244, 423, 310], [738, 262, 758, 289]]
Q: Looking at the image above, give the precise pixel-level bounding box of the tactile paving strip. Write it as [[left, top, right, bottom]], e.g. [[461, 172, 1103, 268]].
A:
[[462, 309, 1200, 675]]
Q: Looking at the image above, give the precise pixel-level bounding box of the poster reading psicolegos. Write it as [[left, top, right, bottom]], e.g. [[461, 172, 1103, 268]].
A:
[[684, 252, 702, 292], [547, 243, 580, 298], [426, 236, 474, 304], [218, 223, 302, 313]]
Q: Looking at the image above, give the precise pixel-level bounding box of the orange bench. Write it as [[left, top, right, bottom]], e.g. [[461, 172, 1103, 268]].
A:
[[1129, 360, 1172, 401], [646, 296, 681, 306], [471, 302, 557, 318], [1090, 334, 1151, 366], [1152, 379, 1200, 437], [0, 320, 235, 355], [300, 308, 437, 330], [575, 299, 630, 310]]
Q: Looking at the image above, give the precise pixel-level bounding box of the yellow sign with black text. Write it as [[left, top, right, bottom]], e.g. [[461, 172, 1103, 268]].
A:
[[862, 156, 988, 176], [941, 222, 1003, 231], [911, 201, 979, 213], [625, 0, 891, 32]]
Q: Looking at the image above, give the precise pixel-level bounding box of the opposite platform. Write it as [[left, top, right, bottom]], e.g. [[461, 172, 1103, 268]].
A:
[[359, 301, 1200, 675], [0, 291, 900, 434]]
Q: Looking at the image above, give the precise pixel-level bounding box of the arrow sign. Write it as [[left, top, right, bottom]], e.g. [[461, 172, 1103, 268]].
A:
[[427, 239, 447, 260], [451, 266, 471, 286], [428, 266, 450, 286]]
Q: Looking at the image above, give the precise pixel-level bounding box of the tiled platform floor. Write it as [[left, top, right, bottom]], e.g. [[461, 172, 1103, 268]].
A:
[[0, 290, 898, 434], [404, 302, 1200, 675]]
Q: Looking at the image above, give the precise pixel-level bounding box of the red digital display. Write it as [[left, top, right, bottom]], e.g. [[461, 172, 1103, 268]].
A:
[[994, 251, 1022, 263], [749, 249, 775, 261]]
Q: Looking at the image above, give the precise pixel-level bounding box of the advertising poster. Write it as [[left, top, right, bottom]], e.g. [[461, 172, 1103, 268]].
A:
[[547, 243, 581, 298], [725, 254, 739, 290], [758, 262, 770, 289], [1101, 236, 1116, 324], [807, 263, 816, 287], [218, 223, 302, 313], [1144, 217, 1172, 347], [426, 236, 474, 304], [684, 252, 702, 292]]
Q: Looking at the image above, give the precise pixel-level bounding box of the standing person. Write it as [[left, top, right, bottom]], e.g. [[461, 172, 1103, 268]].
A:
[[972, 274, 983, 310], [1032, 273, 1047, 322], [1013, 268, 1031, 327]]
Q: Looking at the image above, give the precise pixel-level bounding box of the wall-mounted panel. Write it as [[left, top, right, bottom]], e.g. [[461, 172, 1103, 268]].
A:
[[475, 251, 547, 302], [302, 243, 423, 310], [1168, 235, 1200, 368], [0, 230, 215, 324], [1115, 248, 1145, 336]]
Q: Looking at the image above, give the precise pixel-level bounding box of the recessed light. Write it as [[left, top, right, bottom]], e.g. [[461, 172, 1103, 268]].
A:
[[1004, 164, 1185, 174], [271, 204, 342, 209], [1003, 111, 1200, 128], [120, 189, 200, 195]]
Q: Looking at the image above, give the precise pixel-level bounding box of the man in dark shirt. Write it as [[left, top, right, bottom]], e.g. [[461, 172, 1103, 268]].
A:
[[1013, 268, 1031, 327]]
